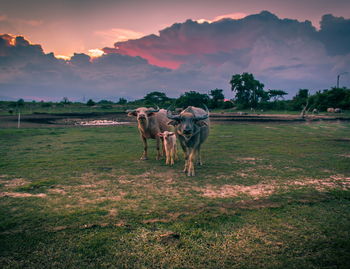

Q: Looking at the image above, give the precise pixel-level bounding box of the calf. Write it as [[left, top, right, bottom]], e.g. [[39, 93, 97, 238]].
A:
[[158, 131, 178, 165]]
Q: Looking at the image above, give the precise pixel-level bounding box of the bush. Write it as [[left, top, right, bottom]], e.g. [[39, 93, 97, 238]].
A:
[[86, 99, 96, 106], [175, 91, 209, 108]]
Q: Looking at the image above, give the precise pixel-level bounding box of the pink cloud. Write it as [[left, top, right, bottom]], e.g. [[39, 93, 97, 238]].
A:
[[197, 12, 247, 23], [104, 11, 302, 69]]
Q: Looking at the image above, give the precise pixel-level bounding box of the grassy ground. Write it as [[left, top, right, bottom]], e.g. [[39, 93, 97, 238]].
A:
[[1, 122, 350, 268], [0, 102, 129, 115]]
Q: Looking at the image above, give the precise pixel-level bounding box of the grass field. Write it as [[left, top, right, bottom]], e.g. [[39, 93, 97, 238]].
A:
[[1, 122, 350, 268]]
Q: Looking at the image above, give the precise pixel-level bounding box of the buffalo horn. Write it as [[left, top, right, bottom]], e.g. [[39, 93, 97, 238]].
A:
[[147, 106, 160, 113], [166, 107, 181, 120], [194, 104, 209, 120]]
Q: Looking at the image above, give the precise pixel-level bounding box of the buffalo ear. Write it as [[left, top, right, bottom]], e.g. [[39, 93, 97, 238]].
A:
[[167, 120, 179, 126], [128, 111, 137, 117], [157, 133, 164, 137], [169, 132, 175, 136], [196, 120, 208, 127]]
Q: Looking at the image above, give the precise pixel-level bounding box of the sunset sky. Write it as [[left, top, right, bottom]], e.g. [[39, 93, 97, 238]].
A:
[[0, 0, 350, 101]]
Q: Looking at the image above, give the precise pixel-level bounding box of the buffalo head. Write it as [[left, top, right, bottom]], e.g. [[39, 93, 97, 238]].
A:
[[167, 106, 209, 140], [127, 106, 160, 126]]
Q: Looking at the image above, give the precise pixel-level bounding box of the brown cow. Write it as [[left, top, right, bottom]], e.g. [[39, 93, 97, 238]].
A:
[[127, 107, 170, 160]]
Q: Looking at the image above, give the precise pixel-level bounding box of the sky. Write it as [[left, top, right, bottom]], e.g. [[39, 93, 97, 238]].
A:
[[0, 0, 350, 101]]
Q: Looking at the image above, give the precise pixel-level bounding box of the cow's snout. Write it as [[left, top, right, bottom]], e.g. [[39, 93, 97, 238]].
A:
[[183, 129, 192, 135], [138, 114, 146, 120]]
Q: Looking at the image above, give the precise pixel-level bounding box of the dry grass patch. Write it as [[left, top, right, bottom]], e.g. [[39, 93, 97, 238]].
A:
[[291, 175, 350, 191], [48, 188, 67, 195], [0, 191, 46, 198], [194, 183, 275, 199], [2, 178, 29, 187], [195, 175, 350, 199], [237, 157, 262, 162]]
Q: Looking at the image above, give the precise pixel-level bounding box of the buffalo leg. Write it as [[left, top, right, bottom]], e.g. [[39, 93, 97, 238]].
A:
[[141, 136, 148, 160], [174, 144, 178, 161], [183, 148, 189, 173], [166, 148, 170, 165], [187, 149, 196, 176], [162, 138, 166, 157], [197, 146, 202, 165], [156, 137, 161, 160], [170, 147, 175, 165]]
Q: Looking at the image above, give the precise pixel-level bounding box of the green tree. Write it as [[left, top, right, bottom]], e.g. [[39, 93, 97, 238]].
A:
[[61, 97, 70, 104], [117, 98, 127, 105], [229, 73, 267, 108], [311, 87, 350, 111], [86, 99, 96, 106], [175, 91, 209, 108], [268, 89, 288, 101], [17, 98, 25, 108], [143, 91, 170, 106], [291, 89, 309, 110], [209, 89, 225, 108], [98, 100, 113, 104]]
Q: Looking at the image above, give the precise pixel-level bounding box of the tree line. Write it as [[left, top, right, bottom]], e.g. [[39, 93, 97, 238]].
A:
[[130, 72, 350, 111], [1, 72, 349, 113]]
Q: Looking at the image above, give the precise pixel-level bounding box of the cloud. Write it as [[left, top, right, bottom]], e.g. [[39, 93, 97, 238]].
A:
[[95, 28, 144, 45], [0, 13, 43, 32], [104, 11, 319, 69], [88, 48, 104, 58], [0, 34, 171, 100], [197, 12, 247, 23], [318, 14, 350, 56], [1, 11, 350, 101], [101, 11, 350, 94]]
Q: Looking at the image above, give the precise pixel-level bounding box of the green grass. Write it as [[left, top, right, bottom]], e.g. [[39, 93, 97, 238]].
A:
[[0, 102, 130, 115], [1, 122, 350, 268]]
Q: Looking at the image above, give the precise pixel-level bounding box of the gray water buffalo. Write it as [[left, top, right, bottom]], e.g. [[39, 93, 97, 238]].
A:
[[167, 106, 209, 176], [127, 107, 170, 160]]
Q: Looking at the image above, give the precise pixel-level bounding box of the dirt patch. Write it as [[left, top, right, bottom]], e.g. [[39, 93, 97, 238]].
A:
[[339, 154, 350, 158], [143, 218, 170, 224], [79, 184, 98, 188], [2, 178, 29, 188], [0, 192, 47, 198], [74, 120, 130, 126], [52, 226, 68, 231], [291, 175, 350, 191], [48, 188, 67, 195], [108, 208, 118, 217], [195, 175, 350, 199], [237, 157, 262, 162], [194, 183, 275, 199]]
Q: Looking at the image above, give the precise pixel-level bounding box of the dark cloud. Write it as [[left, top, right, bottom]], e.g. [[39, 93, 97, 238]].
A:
[[102, 11, 350, 96], [106, 11, 318, 69], [70, 53, 91, 66], [1, 11, 350, 101], [319, 14, 350, 55]]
